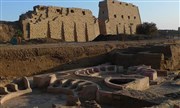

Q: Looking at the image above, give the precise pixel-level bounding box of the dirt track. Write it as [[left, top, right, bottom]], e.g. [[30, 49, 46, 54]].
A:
[[0, 39, 179, 77]]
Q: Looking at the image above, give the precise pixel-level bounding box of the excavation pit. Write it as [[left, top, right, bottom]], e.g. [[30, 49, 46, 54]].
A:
[[105, 76, 149, 91], [109, 79, 135, 85]]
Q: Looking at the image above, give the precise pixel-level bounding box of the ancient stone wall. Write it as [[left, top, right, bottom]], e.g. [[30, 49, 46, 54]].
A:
[[98, 0, 141, 35], [109, 44, 180, 70], [17, 0, 142, 41], [19, 5, 99, 42]]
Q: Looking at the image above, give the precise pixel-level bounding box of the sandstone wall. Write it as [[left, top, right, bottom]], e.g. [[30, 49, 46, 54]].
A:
[[98, 0, 141, 35], [20, 5, 98, 42], [29, 19, 49, 39], [1, 0, 142, 42]]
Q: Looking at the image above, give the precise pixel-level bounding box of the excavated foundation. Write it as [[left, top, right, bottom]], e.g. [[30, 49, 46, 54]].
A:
[[0, 41, 179, 108]]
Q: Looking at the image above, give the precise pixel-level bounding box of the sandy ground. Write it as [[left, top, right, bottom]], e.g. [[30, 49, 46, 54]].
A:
[[2, 90, 67, 108]]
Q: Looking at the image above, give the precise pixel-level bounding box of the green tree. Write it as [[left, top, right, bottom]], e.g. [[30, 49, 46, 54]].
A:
[[16, 29, 23, 37], [136, 22, 158, 35]]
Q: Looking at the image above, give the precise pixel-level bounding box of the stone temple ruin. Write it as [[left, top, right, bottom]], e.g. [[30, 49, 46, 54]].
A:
[[19, 0, 141, 42], [0, 62, 179, 108], [0, 43, 180, 107], [98, 0, 141, 35], [0, 0, 179, 108], [20, 6, 99, 42]]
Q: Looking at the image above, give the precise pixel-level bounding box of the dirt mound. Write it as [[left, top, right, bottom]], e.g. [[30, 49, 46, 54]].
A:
[[93, 34, 153, 41], [25, 38, 64, 44], [0, 40, 178, 77], [0, 43, 110, 77], [0, 21, 20, 42]]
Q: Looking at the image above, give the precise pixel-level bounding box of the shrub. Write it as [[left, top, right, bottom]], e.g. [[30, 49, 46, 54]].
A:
[[136, 22, 158, 35]]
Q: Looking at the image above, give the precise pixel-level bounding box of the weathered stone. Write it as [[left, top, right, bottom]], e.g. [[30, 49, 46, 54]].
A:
[[116, 66, 124, 73], [0, 87, 9, 95], [5, 83, 18, 92], [0, 88, 32, 105], [78, 85, 98, 101], [52, 104, 79, 108], [99, 0, 141, 35], [22, 77, 31, 89], [20, 5, 99, 42], [139, 69, 157, 81], [110, 45, 180, 70], [146, 100, 180, 108], [96, 90, 113, 104], [156, 70, 168, 76], [33, 74, 57, 88], [49, 74, 57, 85], [66, 95, 81, 106], [84, 100, 101, 108], [47, 87, 74, 95], [52, 104, 62, 108], [104, 76, 149, 91], [2, 0, 143, 42]]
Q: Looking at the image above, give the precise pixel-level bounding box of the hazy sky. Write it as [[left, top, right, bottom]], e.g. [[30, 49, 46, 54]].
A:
[[0, 0, 179, 30]]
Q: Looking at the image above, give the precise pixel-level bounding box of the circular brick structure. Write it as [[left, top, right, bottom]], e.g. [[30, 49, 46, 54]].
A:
[[104, 75, 149, 91], [56, 72, 70, 78], [109, 78, 135, 85], [75, 65, 124, 77]]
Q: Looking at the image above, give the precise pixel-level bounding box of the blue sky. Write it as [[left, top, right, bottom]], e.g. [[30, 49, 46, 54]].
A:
[[0, 0, 179, 30]]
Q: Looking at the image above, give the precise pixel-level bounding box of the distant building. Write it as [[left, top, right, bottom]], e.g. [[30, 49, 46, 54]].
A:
[[158, 29, 179, 39], [19, 0, 142, 42], [19, 6, 99, 42], [178, 27, 180, 32], [98, 0, 141, 35]]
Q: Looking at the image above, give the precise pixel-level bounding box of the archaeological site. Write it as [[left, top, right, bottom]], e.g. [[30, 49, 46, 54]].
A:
[[1, 0, 141, 42], [0, 0, 179, 108]]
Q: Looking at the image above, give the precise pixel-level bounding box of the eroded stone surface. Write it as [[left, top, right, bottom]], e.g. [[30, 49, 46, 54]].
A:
[[47, 78, 98, 97], [1, 64, 179, 108], [83, 100, 101, 108], [110, 44, 180, 70], [20, 5, 99, 42], [78, 85, 99, 101], [98, 0, 141, 35], [104, 75, 149, 91], [0, 77, 32, 105], [66, 95, 81, 106], [33, 74, 57, 88], [1, 0, 141, 42], [75, 65, 124, 77]]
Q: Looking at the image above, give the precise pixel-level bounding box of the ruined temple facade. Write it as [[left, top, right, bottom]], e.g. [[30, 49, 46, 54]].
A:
[[19, 0, 141, 42], [20, 6, 99, 42], [98, 0, 141, 35]]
